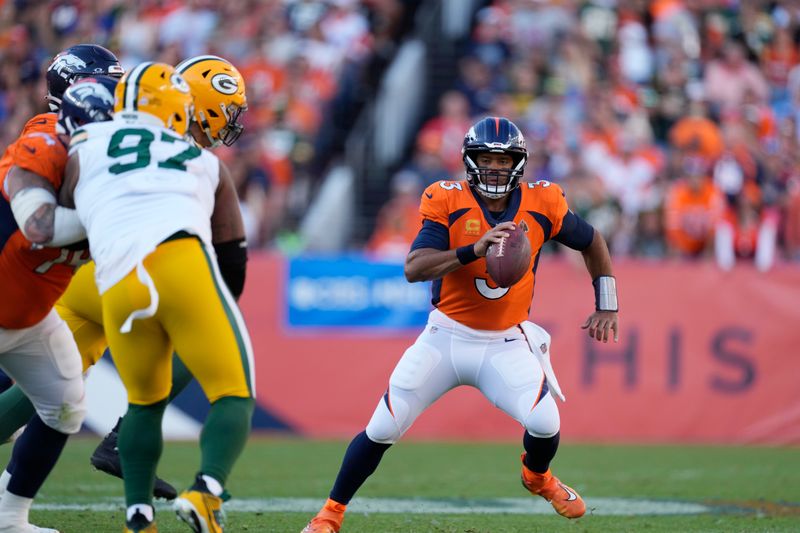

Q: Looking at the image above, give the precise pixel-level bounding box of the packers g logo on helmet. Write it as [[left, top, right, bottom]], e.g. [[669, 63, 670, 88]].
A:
[[176, 55, 247, 147], [170, 72, 191, 94], [114, 62, 194, 136], [211, 73, 239, 95]]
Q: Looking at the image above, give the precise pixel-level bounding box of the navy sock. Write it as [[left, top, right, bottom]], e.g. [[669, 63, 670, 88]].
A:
[[6, 416, 68, 498], [523, 431, 560, 473], [0, 370, 13, 394], [329, 431, 391, 505]]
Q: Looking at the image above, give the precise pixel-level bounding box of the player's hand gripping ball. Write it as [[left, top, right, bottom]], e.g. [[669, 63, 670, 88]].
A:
[[486, 224, 531, 288]]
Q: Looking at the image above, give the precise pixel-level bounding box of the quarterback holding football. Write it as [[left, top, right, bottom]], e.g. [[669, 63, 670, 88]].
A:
[[302, 116, 620, 532]]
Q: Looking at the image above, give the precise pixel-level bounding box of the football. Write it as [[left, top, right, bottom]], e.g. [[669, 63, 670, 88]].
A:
[[486, 223, 531, 288]]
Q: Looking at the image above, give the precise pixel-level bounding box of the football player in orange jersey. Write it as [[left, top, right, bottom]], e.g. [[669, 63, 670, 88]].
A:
[[302, 117, 619, 533], [0, 44, 123, 533]]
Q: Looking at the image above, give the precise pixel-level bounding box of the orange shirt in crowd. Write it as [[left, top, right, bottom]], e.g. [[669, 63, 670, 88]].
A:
[[669, 116, 724, 161], [366, 199, 422, 259], [664, 178, 726, 256]]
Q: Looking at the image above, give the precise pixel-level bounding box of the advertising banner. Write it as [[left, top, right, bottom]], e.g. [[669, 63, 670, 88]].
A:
[[242, 254, 800, 445], [286, 256, 430, 329]]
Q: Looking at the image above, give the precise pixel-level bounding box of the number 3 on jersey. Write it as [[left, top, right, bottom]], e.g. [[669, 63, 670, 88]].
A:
[[107, 128, 200, 175], [475, 277, 509, 299], [439, 181, 463, 191]]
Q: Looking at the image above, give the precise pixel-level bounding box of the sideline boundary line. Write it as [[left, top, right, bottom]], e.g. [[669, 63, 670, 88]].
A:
[[33, 497, 724, 516]]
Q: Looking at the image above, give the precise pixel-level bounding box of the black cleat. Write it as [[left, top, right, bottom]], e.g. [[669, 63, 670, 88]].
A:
[[90, 429, 178, 501]]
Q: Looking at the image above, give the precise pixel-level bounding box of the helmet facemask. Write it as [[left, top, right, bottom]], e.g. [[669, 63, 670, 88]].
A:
[[199, 102, 247, 147], [464, 148, 527, 199]]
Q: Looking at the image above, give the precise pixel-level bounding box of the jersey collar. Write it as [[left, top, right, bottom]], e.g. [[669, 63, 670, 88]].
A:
[[113, 111, 166, 128], [469, 185, 521, 227]]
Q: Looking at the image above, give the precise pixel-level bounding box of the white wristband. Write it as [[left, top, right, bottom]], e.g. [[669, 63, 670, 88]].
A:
[[593, 276, 618, 312], [47, 206, 86, 247], [9, 186, 56, 241]]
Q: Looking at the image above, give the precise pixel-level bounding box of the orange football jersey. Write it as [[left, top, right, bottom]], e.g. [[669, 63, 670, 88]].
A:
[[0, 113, 87, 329], [420, 179, 568, 330]]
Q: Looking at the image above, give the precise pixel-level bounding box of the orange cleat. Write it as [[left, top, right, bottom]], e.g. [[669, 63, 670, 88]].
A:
[[520, 453, 585, 519], [300, 499, 346, 533]]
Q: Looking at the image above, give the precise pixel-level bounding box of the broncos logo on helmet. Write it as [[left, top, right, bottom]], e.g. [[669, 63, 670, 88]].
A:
[[57, 75, 118, 135], [50, 54, 87, 78], [175, 55, 247, 147], [45, 44, 125, 111]]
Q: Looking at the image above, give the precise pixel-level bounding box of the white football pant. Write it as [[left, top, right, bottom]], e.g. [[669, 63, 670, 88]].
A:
[[366, 309, 559, 444], [0, 309, 85, 434]]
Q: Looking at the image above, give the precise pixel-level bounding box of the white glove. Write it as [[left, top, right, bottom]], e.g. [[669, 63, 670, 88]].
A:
[[520, 321, 566, 402]]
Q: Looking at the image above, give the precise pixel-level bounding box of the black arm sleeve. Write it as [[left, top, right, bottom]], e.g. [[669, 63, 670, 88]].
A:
[[410, 219, 449, 251], [553, 210, 594, 251], [214, 238, 248, 300]]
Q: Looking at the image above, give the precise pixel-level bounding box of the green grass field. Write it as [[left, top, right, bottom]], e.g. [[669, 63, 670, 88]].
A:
[[4, 436, 799, 532]]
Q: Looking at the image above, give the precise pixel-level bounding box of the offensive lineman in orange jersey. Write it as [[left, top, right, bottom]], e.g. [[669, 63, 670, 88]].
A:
[[0, 44, 124, 334], [0, 44, 123, 533], [302, 117, 620, 533]]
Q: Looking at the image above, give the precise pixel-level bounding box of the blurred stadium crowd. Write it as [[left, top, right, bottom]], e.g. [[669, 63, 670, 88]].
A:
[[368, 0, 800, 270], [3, 0, 800, 270], [0, 0, 409, 247]]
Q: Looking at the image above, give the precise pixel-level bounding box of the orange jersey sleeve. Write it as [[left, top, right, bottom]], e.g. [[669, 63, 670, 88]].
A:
[[419, 181, 452, 226], [0, 113, 83, 329], [0, 113, 66, 200], [525, 180, 569, 237], [423, 180, 569, 330]]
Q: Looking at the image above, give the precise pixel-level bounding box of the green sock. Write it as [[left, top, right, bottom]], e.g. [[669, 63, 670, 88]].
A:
[[114, 355, 192, 439], [168, 354, 194, 402], [0, 385, 36, 444], [199, 396, 254, 485], [118, 400, 167, 507]]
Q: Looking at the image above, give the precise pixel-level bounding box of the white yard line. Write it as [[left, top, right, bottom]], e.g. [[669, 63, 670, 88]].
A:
[[33, 497, 714, 516]]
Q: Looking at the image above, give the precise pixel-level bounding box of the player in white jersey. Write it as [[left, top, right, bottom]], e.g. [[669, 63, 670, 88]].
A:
[[60, 62, 254, 533], [70, 118, 219, 292]]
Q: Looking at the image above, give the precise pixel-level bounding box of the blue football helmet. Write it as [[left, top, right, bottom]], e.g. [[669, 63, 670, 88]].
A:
[[45, 44, 124, 111], [57, 75, 118, 135], [462, 116, 528, 199]]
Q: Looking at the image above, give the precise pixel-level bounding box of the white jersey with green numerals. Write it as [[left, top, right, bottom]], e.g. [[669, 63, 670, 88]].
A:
[[70, 112, 220, 294]]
